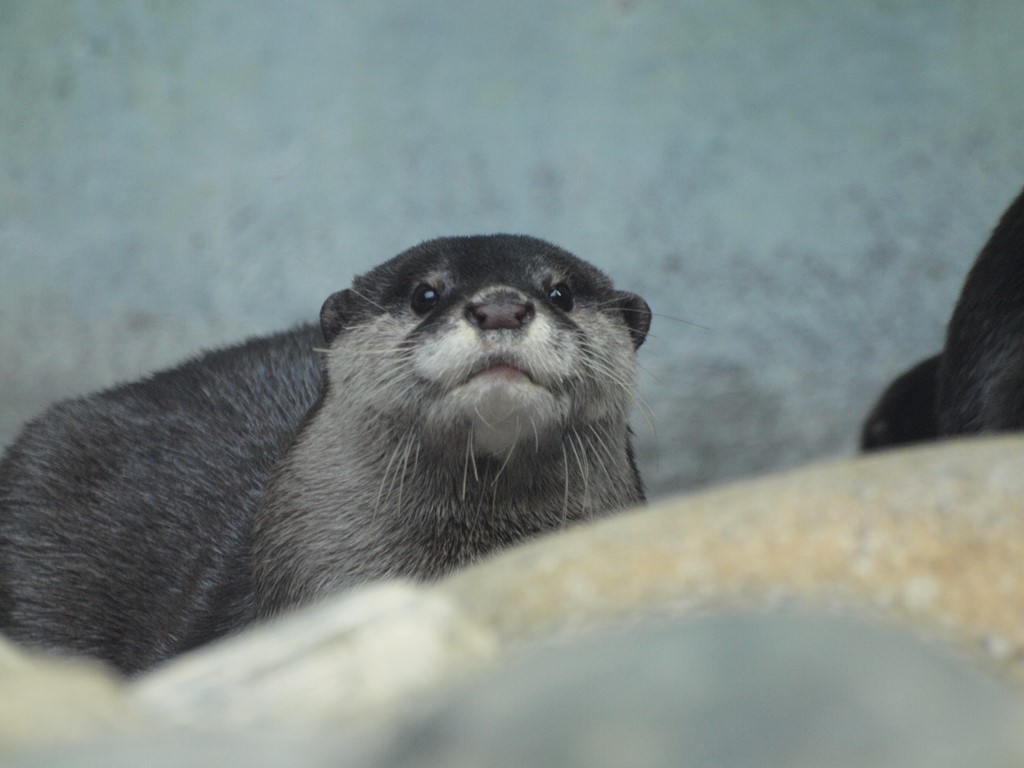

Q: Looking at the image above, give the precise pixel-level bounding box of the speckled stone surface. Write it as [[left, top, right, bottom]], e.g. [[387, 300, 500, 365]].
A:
[[442, 435, 1024, 675]]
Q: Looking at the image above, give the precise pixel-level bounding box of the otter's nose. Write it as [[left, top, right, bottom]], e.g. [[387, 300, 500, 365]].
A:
[[466, 301, 535, 331]]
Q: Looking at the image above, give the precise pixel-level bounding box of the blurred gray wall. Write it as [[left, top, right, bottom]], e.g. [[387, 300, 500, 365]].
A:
[[2, 1, 1023, 498]]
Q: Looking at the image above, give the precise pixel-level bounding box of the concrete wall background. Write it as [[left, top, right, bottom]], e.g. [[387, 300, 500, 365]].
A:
[[2, 1, 1023, 498]]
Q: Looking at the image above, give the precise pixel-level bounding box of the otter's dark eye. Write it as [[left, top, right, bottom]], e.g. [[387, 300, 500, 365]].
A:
[[547, 282, 574, 312], [411, 284, 440, 315]]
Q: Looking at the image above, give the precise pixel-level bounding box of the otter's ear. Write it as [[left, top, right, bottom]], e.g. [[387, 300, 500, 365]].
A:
[[320, 289, 357, 343], [613, 291, 652, 349], [860, 354, 940, 451]]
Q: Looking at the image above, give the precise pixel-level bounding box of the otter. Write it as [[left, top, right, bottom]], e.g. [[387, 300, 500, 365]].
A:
[[0, 235, 651, 674], [861, 186, 1024, 450]]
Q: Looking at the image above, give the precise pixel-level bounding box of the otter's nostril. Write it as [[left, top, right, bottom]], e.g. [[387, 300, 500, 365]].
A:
[[467, 302, 535, 330]]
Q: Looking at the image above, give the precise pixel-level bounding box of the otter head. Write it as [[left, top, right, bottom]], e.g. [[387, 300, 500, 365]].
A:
[[319, 235, 650, 459]]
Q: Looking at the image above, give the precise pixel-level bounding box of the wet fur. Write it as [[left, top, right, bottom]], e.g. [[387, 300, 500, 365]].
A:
[[861, 187, 1024, 450], [0, 235, 650, 673]]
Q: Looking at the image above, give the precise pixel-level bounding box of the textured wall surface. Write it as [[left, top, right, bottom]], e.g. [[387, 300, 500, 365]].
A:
[[2, 1, 1024, 496]]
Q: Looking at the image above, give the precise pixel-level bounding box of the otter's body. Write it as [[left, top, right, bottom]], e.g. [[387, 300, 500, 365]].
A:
[[0, 235, 650, 673], [861, 186, 1024, 450], [0, 327, 322, 671]]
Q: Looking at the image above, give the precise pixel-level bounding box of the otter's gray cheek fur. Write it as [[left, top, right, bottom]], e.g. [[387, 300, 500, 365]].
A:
[[0, 234, 651, 673]]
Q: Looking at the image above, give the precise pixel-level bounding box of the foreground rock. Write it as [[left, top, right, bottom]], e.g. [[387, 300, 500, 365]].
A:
[[5, 436, 1024, 765], [0, 641, 144, 751], [372, 614, 1024, 768], [15, 615, 1024, 768], [442, 434, 1024, 672]]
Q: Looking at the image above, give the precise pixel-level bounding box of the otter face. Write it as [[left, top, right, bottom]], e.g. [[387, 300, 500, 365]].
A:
[[413, 283, 573, 456], [319, 235, 651, 459]]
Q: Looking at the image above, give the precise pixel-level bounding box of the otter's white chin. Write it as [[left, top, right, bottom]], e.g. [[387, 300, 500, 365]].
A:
[[456, 374, 559, 457]]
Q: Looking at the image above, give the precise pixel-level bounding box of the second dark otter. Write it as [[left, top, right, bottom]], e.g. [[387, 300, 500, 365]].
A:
[[861, 186, 1024, 450], [0, 235, 651, 673]]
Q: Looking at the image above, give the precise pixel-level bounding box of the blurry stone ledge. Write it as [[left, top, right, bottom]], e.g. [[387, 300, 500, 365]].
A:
[[5, 436, 1024, 766]]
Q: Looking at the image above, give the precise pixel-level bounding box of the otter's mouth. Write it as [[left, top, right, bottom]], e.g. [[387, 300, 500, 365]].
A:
[[470, 364, 532, 383], [465, 360, 535, 385]]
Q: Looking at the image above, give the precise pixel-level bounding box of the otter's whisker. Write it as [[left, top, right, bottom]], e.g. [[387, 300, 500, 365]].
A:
[[491, 422, 520, 487], [347, 288, 389, 313], [567, 431, 590, 516], [461, 432, 472, 502], [373, 433, 408, 529], [560, 441, 570, 529], [395, 433, 417, 517], [469, 428, 480, 483], [593, 301, 708, 331]]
